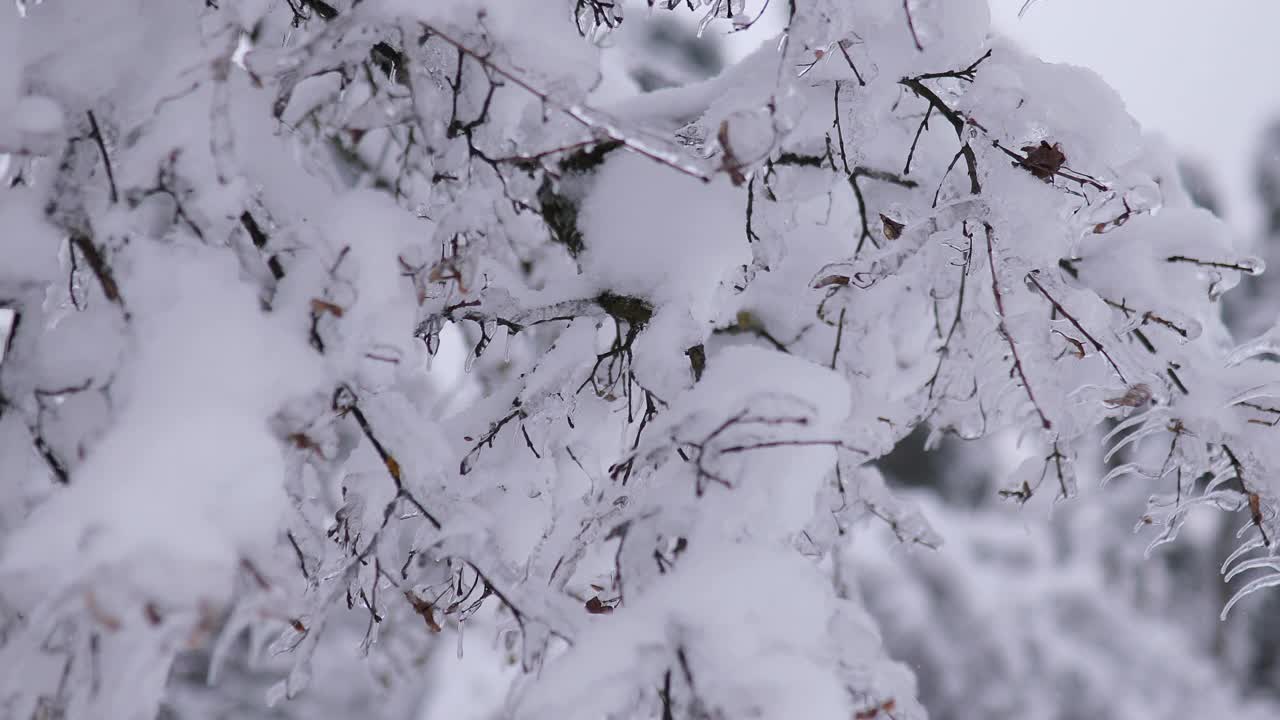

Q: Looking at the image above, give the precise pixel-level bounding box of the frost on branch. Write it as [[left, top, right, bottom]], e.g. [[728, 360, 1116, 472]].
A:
[[0, 0, 1277, 717]]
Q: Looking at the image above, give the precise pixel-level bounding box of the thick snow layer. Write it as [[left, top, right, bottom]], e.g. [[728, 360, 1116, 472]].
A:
[[2, 247, 322, 606], [578, 152, 748, 318]]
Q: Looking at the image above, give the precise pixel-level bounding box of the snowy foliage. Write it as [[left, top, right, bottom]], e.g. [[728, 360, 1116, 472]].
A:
[[1, 1, 1279, 718]]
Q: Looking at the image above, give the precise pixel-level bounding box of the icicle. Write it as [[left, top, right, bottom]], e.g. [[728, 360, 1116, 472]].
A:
[[207, 605, 254, 686], [1238, 256, 1267, 276], [1101, 462, 1154, 487], [1222, 537, 1269, 575], [1223, 556, 1280, 584], [1226, 335, 1280, 367], [696, 1, 719, 37], [1185, 490, 1245, 513], [265, 680, 288, 708], [1209, 277, 1229, 301], [1228, 382, 1280, 407], [1237, 517, 1267, 541], [1222, 573, 1280, 620], [1143, 508, 1189, 558], [1102, 408, 1163, 448], [1205, 467, 1240, 494], [1103, 421, 1166, 463]]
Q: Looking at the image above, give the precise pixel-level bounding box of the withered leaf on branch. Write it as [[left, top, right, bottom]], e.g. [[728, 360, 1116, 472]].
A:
[[812, 274, 851, 289], [717, 121, 747, 187], [1019, 141, 1066, 182], [1249, 492, 1268, 545], [1061, 335, 1086, 358], [880, 214, 905, 241], [1105, 383, 1152, 408], [310, 298, 345, 318], [404, 590, 443, 632], [584, 596, 614, 614], [287, 432, 325, 457]]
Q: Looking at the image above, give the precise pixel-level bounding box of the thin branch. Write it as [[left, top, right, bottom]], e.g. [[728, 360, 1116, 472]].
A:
[[903, 105, 932, 175], [932, 143, 981, 206], [287, 531, 312, 580], [913, 50, 992, 82], [1166, 255, 1259, 274], [85, 111, 118, 204], [925, 233, 972, 398], [1166, 363, 1189, 396], [898, 77, 981, 199], [830, 306, 846, 369], [70, 235, 126, 315], [898, 78, 966, 135], [333, 385, 443, 529], [849, 166, 918, 256], [865, 502, 939, 549], [903, 0, 923, 51], [1024, 270, 1126, 383], [980, 222, 1050, 430], [836, 40, 866, 86], [1224, 445, 1271, 547], [717, 438, 846, 454], [421, 22, 714, 182], [241, 211, 285, 282], [29, 426, 70, 485]]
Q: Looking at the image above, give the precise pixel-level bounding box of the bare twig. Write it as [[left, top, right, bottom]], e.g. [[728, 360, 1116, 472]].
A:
[[898, 77, 981, 199], [1024, 270, 1126, 382], [333, 385, 443, 530], [925, 233, 972, 398], [1166, 255, 1259, 273], [913, 50, 992, 83], [980, 222, 1050, 429], [903, 0, 923, 51], [831, 307, 846, 369], [836, 40, 866, 86], [85, 111, 118, 204], [70, 235, 125, 315], [1224, 445, 1270, 547], [422, 22, 714, 182], [903, 105, 932, 175]]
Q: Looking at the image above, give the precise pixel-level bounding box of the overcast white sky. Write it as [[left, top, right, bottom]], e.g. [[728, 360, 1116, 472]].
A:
[[989, 0, 1280, 234]]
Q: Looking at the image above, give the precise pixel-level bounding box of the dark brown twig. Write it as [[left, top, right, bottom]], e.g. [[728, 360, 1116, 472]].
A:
[[1025, 270, 1126, 382], [903, 0, 923, 51], [980, 223, 1050, 429], [70, 235, 125, 314], [85, 111, 118, 204]]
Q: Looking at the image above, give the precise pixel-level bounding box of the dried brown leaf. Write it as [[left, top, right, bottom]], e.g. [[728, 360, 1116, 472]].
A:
[[404, 590, 443, 632], [1105, 383, 1151, 408], [1020, 141, 1066, 182], [310, 298, 345, 318], [880, 214, 905, 241], [585, 596, 614, 614], [812, 274, 851, 289]]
